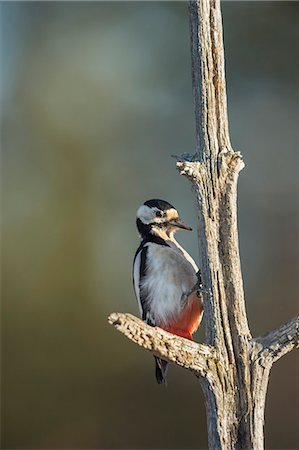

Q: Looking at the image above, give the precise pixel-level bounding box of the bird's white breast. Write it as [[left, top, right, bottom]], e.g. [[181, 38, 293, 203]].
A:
[[141, 242, 198, 325]]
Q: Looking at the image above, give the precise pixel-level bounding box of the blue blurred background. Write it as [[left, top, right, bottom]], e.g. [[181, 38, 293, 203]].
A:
[[1, 1, 298, 449]]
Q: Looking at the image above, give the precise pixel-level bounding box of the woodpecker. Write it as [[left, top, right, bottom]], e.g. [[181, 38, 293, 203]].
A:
[[133, 199, 204, 384]]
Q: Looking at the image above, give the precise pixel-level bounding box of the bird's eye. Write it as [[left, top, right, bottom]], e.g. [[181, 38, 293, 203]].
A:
[[155, 211, 163, 218]]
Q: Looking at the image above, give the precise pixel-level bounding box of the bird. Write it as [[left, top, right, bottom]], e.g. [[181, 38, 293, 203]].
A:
[[133, 198, 204, 384]]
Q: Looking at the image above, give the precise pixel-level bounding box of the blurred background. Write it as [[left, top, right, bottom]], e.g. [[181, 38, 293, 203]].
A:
[[1, 1, 298, 449]]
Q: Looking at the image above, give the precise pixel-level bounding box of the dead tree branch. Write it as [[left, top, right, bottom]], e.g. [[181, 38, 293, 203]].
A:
[[254, 316, 299, 364], [109, 1, 298, 449], [108, 313, 216, 376]]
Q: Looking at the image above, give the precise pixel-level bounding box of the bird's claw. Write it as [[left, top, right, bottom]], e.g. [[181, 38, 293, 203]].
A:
[[196, 287, 210, 297]]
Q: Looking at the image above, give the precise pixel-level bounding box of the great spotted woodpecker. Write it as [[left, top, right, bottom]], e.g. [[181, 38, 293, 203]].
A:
[[133, 199, 204, 384]]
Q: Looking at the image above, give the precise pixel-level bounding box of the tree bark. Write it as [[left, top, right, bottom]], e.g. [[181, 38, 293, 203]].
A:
[[109, 1, 299, 449]]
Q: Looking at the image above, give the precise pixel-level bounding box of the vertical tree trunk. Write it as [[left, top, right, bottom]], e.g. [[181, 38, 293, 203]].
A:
[[177, 1, 297, 448], [109, 1, 299, 448]]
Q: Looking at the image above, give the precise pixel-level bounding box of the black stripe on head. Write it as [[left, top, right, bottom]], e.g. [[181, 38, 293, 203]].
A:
[[136, 218, 151, 237], [144, 199, 175, 212], [136, 218, 170, 246]]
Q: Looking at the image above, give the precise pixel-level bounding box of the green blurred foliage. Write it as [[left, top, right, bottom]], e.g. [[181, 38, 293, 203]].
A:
[[1, 1, 298, 449]]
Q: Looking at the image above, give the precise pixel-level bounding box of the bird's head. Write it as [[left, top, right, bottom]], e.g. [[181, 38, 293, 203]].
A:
[[136, 199, 192, 239]]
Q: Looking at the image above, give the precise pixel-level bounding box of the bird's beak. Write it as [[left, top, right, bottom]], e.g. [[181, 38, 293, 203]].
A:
[[168, 218, 192, 231]]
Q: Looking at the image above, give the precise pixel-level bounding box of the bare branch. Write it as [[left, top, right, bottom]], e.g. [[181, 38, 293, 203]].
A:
[[185, 0, 251, 354], [188, 0, 232, 161], [254, 316, 299, 364], [108, 312, 216, 376]]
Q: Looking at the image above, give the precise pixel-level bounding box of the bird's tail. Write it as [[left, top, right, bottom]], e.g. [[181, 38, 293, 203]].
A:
[[154, 356, 169, 385]]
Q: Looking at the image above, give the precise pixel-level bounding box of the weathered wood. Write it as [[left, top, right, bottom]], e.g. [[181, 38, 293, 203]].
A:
[[254, 316, 299, 364], [109, 1, 299, 449], [108, 312, 216, 376], [109, 312, 298, 450], [188, 0, 232, 160]]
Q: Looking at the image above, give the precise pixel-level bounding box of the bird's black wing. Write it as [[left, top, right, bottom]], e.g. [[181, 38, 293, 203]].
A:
[[133, 243, 154, 325], [133, 238, 170, 385], [133, 236, 170, 325]]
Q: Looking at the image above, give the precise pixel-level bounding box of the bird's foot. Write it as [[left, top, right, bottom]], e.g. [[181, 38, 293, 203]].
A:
[[196, 287, 212, 297]]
